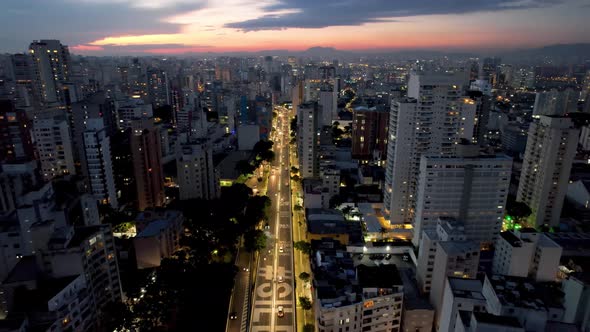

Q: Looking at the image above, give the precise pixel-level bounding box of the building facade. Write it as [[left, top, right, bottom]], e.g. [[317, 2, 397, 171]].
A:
[[517, 116, 579, 227], [384, 72, 476, 226]]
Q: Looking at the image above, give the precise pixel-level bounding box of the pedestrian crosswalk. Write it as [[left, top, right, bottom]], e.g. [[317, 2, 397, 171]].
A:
[[240, 271, 250, 332]]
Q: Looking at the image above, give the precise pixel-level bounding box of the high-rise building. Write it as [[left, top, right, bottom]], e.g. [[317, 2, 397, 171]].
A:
[[147, 68, 170, 108], [384, 72, 476, 226], [297, 102, 321, 178], [292, 80, 304, 113], [10, 53, 38, 108], [430, 242, 481, 331], [0, 100, 34, 162], [510, 67, 535, 90], [82, 118, 118, 208], [131, 119, 164, 211], [28, 40, 71, 106], [466, 88, 491, 145], [413, 148, 512, 246], [32, 111, 76, 181], [318, 87, 337, 127], [116, 98, 153, 130], [437, 278, 486, 332], [176, 139, 220, 200], [416, 217, 468, 294], [533, 88, 578, 117], [42, 224, 123, 324], [351, 106, 389, 162], [517, 116, 579, 227]]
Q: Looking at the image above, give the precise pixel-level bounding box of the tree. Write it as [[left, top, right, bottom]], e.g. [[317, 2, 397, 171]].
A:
[[294, 204, 303, 211], [380, 226, 388, 240], [253, 140, 274, 156], [244, 195, 271, 226], [235, 159, 255, 176], [259, 149, 275, 163], [299, 272, 310, 282], [291, 175, 301, 182], [329, 194, 344, 209], [303, 324, 315, 332], [221, 184, 252, 210], [294, 241, 312, 255], [506, 196, 532, 226], [290, 116, 298, 132], [332, 125, 344, 140], [244, 229, 267, 252], [299, 296, 312, 310], [342, 206, 353, 218], [290, 166, 299, 174]]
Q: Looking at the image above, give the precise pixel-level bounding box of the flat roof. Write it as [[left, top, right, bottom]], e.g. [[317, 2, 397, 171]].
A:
[[357, 264, 402, 289], [3, 256, 39, 284], [448, 278, 485, 300], [500, 231, 522, 247], [473, 312, 522, 328], [438, 241, 479, 255], [137, 219, 171, 237]]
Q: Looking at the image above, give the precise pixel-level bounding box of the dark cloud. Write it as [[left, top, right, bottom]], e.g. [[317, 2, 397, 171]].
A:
[[225, 0, 562, 31], [0, 0, 204, 52]]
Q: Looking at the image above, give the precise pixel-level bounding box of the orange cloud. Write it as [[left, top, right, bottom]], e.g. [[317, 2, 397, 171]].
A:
[[71, 44, 105, 51]]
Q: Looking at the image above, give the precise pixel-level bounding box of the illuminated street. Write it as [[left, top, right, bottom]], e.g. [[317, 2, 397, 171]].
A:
[[249, 107, 296, 332]]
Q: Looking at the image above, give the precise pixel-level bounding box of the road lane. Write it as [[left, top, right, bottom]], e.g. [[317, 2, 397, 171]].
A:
[[250, 109, 295, 332]]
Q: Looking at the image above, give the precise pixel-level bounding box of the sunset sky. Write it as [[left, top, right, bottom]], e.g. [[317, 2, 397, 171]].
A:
[[1, 0, 589, 55]]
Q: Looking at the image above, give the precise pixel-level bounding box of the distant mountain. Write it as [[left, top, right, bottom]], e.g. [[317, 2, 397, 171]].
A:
[[501, 43, 590, 64], [82, 43, 590, 61]]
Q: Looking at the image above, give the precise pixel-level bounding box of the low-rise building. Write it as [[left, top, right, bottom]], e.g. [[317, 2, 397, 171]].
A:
[[455, 311, 524, 332], [312, 240, 404, 332], [431, 241, 481, 327], [133, 210, 183, 269], [307, 209, 362, 245], [482, 274, 565, 332], [438, 278, 487, 332], [562, 272, 590, 331], [493, 229, 562, 281], [42, 224, 123, 320], [417, 217, 469, 294]]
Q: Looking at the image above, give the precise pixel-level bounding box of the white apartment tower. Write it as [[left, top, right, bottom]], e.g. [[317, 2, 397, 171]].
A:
[[33, 114, 76, 181], [384, 72, 476, 226], [416, 217, 467, 294], [177, 139, 220, 200], [533, 89, 578, 117], [319, 88, 337, 127], [82, 118, 118, 208], [430, 241, 480, 330], [29, 40, 71, 106], [297, 102, 321, 178], [517, 116, 579, 227], [413, 149, 512, 246]]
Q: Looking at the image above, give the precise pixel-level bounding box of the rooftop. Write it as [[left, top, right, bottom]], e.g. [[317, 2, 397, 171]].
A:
[[3, 256, 40, 284], [438, 241, 479, 256], [487, 274, 564, 310], [500, 231, 524, 247], [472, 312, 522, 328], [448, 277, 485, 301], [13, 275, 80, 312], [357, 264, 402, 289], [137, 219, 172, 238]]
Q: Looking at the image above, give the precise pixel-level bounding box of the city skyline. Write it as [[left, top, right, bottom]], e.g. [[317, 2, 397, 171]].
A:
[[1, 0, 589, 55]]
